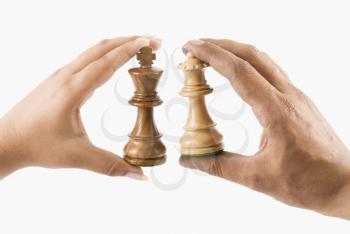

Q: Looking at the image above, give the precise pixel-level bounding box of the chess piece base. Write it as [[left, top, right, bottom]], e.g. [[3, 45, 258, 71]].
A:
[[123, 135, 166, 167], [181, 150, 223, 157], [180, 125, 224, 157], [124, 155, 166, 167], [180, 142, 224, 157]]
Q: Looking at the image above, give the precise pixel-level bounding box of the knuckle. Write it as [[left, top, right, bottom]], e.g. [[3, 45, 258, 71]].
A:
[[57, 78, 76, 99], [291, 86, 307, 100], [244, 173, 265, 191], [207, 49, 220, 65], [98, 55, 109, 67], [99, 55, 117, 73], [280, 95, 296, 113], [245, 44, 261, 58], [252, 104, 275, 127], [208, 158, 224, 177], [98, 38, 111, 47], [50, 66, 65, 77], [220, 55, 235, 70], [105, 160, 123, 176], [230, 60, 255, 81], [119, 47, 133, 60], [270, 66, 283, 79], [202, 42, 221, 64], [279, 95, 297, 114], [222, 39, 234, 44], [236, 60, 252, 74]]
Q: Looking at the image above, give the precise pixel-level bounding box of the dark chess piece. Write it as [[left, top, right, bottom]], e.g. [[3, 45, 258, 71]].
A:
[[123, 46, 166, 166]]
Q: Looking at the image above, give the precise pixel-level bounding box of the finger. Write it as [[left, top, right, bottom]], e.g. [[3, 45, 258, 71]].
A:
[[201, 38, 290, 92], [66, 36, 161, 74], [73, 37, 151, 98], [182, 40, 278, 110], [179, 151, 258, 189], [61, 143, 147, 180], [66, 36, 138, 74]]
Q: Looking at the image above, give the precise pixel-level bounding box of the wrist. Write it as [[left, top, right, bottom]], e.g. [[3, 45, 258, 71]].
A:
[[324, 169, 350, 220], [0, 118, 28, 179]]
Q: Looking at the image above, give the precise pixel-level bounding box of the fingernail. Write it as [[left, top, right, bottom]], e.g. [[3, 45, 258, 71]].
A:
[[188, 39, 204, 45], [149, 37, 162, 48], [125, 172, 149, 181], [151, 37, 162, 44], [134, 37, 150, 46], [142, 34, 162, 44], [179, 157, 186, 167], [187, 52, 194, 58], [143, 35, 162, 41], [142, 33, 155, 38]]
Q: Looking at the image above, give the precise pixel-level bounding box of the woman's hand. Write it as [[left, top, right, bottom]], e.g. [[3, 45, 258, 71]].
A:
[[180, 38, 350, 220], [0, 36, 160, 181]]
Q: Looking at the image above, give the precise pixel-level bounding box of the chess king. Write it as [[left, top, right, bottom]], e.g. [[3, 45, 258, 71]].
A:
[[178, 54, 224, 157], [123, 46, 166, 166]]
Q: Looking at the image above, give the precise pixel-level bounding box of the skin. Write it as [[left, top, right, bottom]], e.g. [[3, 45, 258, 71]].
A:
[[1, 36, 349, 220], [0, 35, 162, 181], [180, 39, 350, 220]]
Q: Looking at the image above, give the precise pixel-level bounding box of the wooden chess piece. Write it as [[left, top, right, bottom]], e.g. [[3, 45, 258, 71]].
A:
[[123, 46, 166, 166], [178, 54, 224, 156]]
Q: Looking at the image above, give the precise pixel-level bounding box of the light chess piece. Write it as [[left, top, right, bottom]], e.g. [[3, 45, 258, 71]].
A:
[[123, 46, 166, 166], [178, 54, 224, 157]]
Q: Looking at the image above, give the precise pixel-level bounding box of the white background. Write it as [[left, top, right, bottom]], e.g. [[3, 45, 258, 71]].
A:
[[1, 0, 350, 233]]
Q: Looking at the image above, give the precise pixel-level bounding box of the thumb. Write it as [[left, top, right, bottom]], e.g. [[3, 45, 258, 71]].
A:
[[179, 151, 257, 188], [63, 143, 147, 181]]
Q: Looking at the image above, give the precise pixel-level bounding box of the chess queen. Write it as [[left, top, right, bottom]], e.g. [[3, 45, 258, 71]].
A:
[[178, 54, 224, 157]]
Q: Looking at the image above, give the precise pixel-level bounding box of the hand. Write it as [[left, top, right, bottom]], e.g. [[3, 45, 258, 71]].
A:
[[180, 38, 350, 220], [0, 36, 161, 181]]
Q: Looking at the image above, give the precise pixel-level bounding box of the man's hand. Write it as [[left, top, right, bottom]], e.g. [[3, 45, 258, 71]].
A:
[[180, 39, 350, 220], [0, 36, 161, 181]]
